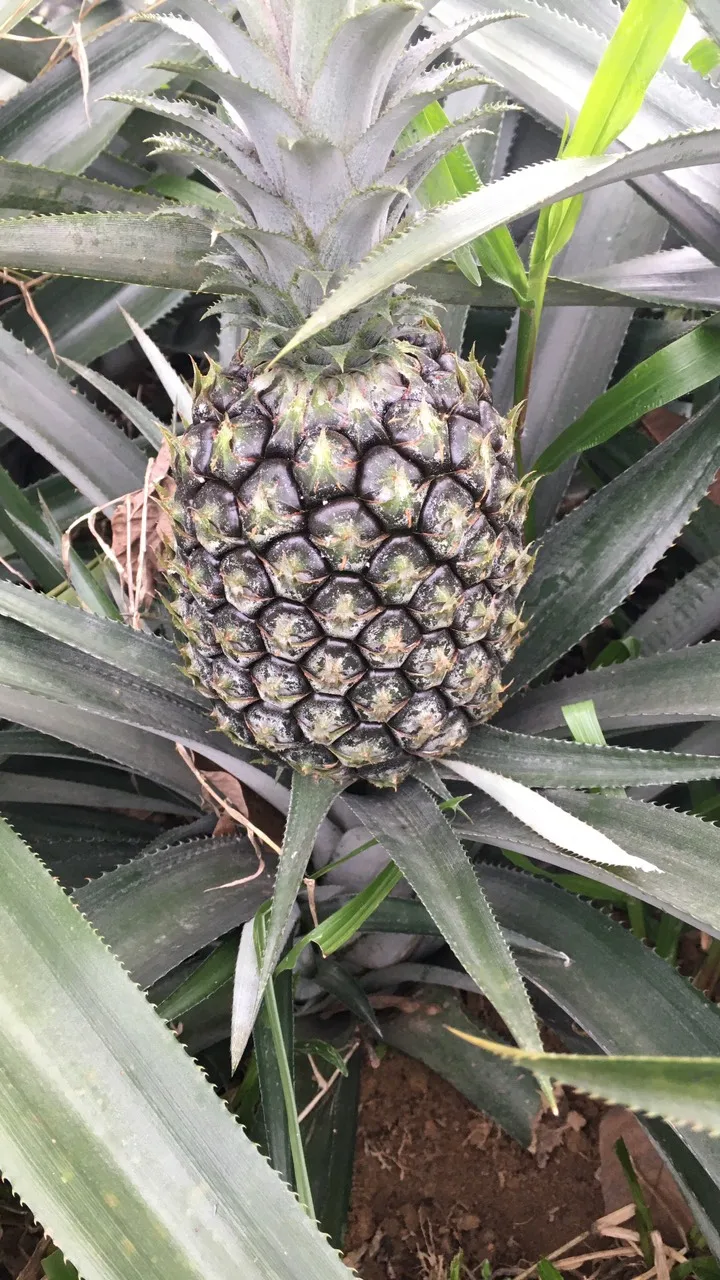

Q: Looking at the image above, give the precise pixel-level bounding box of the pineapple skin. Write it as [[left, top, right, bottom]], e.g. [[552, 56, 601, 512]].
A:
[[166, 324, 534, 788]]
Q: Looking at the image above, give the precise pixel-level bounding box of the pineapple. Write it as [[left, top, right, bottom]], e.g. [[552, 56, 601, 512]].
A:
[[154, 0, 536, 788]]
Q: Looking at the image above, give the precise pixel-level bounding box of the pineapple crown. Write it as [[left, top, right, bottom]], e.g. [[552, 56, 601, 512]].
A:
[[110, 0, 509, 367]]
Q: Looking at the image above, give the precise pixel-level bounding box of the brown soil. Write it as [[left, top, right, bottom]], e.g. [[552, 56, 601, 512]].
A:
[[345, 1049, 606, 1279]]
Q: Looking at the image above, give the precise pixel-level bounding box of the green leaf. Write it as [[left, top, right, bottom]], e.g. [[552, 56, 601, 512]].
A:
[[300, 1047, 360, 1251], [684, 37, 720, 76], [445, 759, 655, 870], [232, 774, 345, 1068], [614, 1136, 655, 1266], [0, 772, 192, 815], [458, 789, 720, 939], [42, 1250, 80, 1280], [273, 129, 720, 361], [566, 247, 720, 312], [277, 861, 403, 974], [400, 99, 528, 299], [475, 863, 720, 1253], [0, 0, 38, 34], [147, 172, 236, 214], [346, 780, 545, 1059], [0, 325, 146, 504], [0, 460, 64, 591], [569, 0, 685, 154], [686, 1, 720, 45], [254, 968, 298, 1199], [20, 509, 120, 621], [411, 259, 715, 311], [508, 184, 665, 522], [561, 699, 608, 748], [156, 938, 237, 1022], [0, 583, 194, 700], [0, 815, 352, 1280], [7, 279, 189, 367], [0, 727, 98, 763], [451, 1034, 720, 1136], [0, 687, 201, 801], [0, 21, 187, 175], [459, 724, 720, 789], [628, 555, 720, 655], [74, 835, 273, 988], [501, 643, 720, 735], [534, 321, 720, 474], [311, 957, 382, 1038], [0, 477, 87, 563], [0, 159, 163, 215], [121, 307, 193, 426], [379, 986, 540, 1147], [540, 0, 686, 257], [508, 392, 720, 689], [0, 615, 229, 765], [0, 214, 212, 290], [537, 1260, 565, 1280], [63, 359, 165, 450], [0, 17, 49, 80]]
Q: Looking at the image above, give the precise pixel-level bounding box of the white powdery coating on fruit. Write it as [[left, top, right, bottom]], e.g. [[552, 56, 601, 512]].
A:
[[445, 761, 660, 873]]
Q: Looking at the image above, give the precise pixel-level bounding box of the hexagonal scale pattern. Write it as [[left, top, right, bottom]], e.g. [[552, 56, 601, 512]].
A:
[[167, 329, 529, 786]]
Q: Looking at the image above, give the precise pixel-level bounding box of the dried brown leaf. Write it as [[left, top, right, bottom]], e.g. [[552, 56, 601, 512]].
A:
[[111, 442, 172, 617], [530, 1106, 587, 1169], [599, 1107, 693, 1247]]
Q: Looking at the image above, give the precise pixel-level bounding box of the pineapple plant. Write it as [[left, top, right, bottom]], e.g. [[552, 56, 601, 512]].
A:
[[6, 0, 720, 1277], [155, 2, 535, 787]]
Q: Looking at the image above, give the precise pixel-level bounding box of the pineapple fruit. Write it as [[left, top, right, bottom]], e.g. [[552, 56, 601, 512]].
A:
[[156, 0, 535, 788]]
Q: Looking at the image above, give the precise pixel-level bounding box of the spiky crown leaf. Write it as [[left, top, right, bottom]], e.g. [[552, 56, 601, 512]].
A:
[[111, 0, 509, 365]]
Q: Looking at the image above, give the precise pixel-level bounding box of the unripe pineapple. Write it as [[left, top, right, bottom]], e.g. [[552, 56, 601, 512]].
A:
[[151, 0, 536, 787]]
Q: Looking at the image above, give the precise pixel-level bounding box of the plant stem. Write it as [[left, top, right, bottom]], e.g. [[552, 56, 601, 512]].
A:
[[263, 972, 316, 1220], [695, 937, 720, 996], [626, 896, 646, 942]]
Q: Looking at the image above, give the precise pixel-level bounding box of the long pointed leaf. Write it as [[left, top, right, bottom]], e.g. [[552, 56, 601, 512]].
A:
[[0, 583, 195, 701], [7, 279, 189, 367], [452, 1036, 720, 1136], [346, 780, 544, 1056], [0, 214, 212, 290], [437, 0, 720, 263], [628, 555, 720, 655], [121, 308, 193, 425], [459, 788, 720, 938], [0, 687, 200, 800], [0, 326, 146, 504], [232, 774, 345, 1067], [0, 461, 64, 591], [0, 21, 187, 175], [535, 319, 720, 474], [508, 393, 720, 689], [0, 615, 221, 753], [476, 862, 720, 1253], [446, 759, 657, 870], [0, 160, 163, 215], [274, 129, 720, 359], [63, 359, 165, 450], [501, 642, 720, 734], [568, 246, 720, 311], [458, 723, 720, 788], [0, 816, 351, 1280], [75, 837, 273, 987]]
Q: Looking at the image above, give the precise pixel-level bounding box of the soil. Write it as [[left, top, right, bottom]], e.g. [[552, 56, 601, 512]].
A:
[[0, 1187, 46, 1280], [344, 1049, 606, 1280]]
